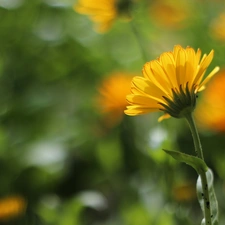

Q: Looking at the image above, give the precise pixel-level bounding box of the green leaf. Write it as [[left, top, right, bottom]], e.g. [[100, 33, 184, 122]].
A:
[[163, 149, 208, 174]]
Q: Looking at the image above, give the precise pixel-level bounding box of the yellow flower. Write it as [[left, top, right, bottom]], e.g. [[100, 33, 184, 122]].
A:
[[125, 45, 219, 121], [172, 182, 196, 202], [0, 196, 27, 221], [210, 13, 225, 41], [195, 69, 225, 132], [97, 72, 135, 127], [149, 0, 190, 29], [74, 0, 117, 33]]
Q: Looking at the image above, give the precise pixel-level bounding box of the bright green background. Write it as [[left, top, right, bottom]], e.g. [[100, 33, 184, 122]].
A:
[[0, 0, 225, 224]]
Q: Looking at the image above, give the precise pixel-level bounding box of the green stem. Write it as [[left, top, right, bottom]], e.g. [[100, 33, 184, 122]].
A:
[[129, 20, 149, 63], [184, 113, 204, 159], [199, 171, 212, 225], [184, 113, 212, 225]]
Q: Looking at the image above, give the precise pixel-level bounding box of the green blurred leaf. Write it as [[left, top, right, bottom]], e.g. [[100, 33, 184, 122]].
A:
[[37, 196, 84, 225], [122, 203, 151, 225], [96, 134, 123, 174], [163, 149, 208, 174]]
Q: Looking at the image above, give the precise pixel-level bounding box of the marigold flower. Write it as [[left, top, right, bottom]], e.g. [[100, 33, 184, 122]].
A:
[[125, 45, 219, 121], [195, 69, 225, 132], [172, 182, 196, 202], [210, 13, 225, 41], [149, 0, 190, 29], [0, 196, 27, 221], [97, 72, 135, 127], [74, 0, 117, 33]]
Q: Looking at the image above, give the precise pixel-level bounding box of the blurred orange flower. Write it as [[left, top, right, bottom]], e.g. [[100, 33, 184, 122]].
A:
[[0, 196, 27, 221], [96, 72, 135, 127], [149, 0, 190, 29], [172, 182, 196, 202], [74, 0, 117, 33], [210, 13, 225, 41], [195, 70, 225, 132]]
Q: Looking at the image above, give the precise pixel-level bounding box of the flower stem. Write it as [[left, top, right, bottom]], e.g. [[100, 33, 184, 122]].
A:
[[129, 20, 149, 63], [184, 113, 204, 159], [184, 113, 212, 225]]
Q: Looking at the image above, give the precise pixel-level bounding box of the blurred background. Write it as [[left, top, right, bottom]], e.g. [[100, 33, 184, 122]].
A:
[[0, 0, 225, 224]]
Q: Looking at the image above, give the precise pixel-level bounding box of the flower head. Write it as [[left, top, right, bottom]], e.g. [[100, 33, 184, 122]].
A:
[[149, 0, 190, 29], [210, 13, 225, 41], [74, 0, 116, 33], [172, 182, 196, 202], [125, 45, 219, 121], [74, 0, 131, 33], [0, 196, 27, 221], [96, 72, 135, 127], [195, 69, 225, 132]]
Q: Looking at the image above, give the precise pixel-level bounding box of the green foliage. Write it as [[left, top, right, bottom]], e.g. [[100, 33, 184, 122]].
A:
[[163, 149, 208, 174], [0, 0, 224, 225]]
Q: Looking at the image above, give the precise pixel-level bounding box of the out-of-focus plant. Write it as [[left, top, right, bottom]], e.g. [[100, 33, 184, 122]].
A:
[[95, 72, 136, 128], [74, 0, 133, 33], [148, 0, 191, 29], [210, 13, 225, 41], [0, 196, 27, 221], [195, 69, 225, 133]]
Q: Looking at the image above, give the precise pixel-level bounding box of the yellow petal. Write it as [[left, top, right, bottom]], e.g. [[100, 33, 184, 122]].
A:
[[185, 47, 196, 86], [158, 52, 177, 88], [125, 105, 160, 116], [173, 45, 183, 60], [158, 113, 171, 122], [126, 94, 162, 108], [198, 66, 220, 91], [131, 76, 167, 103], [176, 47, 186, 87], [143, 61, 171, 94], [193, 50, 214, 85]]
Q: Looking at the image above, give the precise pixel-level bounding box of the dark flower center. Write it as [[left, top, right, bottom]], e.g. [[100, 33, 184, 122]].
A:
[[159, 83, 197, 118]]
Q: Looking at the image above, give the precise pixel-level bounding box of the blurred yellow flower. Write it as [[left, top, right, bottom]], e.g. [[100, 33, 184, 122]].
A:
[[74, 0, 117, 33], [97, 72, 135, 127], [125, 45, 219, 121], [149, 0, 190, 29], [210, 13, 225, 41], [0, 196, 27, 221], [195, 70, 225, 132], [172, 182, 196, 202]]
